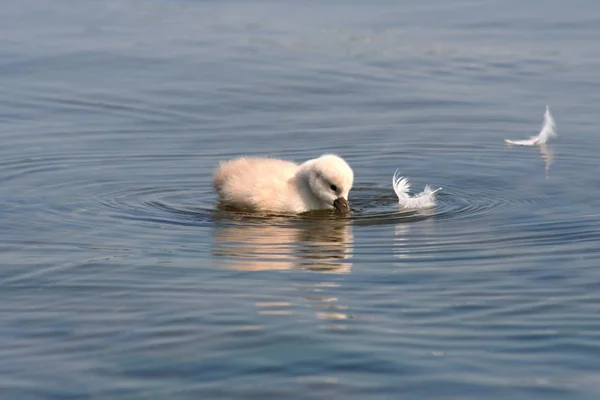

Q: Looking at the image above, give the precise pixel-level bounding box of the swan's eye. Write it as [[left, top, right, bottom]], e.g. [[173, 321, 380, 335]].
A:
[[330, 184, 337, 192]]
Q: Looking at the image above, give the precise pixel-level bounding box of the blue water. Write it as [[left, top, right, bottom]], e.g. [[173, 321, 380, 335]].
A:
[[2, 0, 600, 399]]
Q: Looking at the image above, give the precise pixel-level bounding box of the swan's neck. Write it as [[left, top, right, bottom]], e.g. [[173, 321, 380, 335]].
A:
[[294, 161, 327, 211]]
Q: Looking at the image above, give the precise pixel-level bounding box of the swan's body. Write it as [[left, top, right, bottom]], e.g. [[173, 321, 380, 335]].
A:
[[213, 154, 353, 214], [505, 106, 556, 146], [392, 171, 441, 209]]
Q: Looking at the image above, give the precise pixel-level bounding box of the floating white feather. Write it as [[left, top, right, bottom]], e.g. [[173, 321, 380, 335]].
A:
[[392, 170, 441, 209], [505, 105, 556, 146]]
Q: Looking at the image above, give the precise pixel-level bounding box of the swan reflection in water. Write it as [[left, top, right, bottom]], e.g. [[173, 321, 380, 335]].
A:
[[212, 214, 354, 323], [539, 144, 553, 179], [212, 214, 353, 273], [394, 208, 438, 261], [505, 142, 554, 179]]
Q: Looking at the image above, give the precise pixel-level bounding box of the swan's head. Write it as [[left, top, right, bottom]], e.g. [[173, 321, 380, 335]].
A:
[[300, 154, 354, 213]]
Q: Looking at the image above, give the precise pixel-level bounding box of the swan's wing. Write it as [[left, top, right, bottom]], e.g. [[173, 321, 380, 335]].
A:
[[392, 171, 410, 201], [505, 106, 556, 146]]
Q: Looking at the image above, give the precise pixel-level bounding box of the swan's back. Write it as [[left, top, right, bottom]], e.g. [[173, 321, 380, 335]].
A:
[[213, 157, 300, 212]]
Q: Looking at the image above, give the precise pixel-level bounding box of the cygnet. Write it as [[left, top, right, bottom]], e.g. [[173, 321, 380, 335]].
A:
[[213, 154, 353, 214]]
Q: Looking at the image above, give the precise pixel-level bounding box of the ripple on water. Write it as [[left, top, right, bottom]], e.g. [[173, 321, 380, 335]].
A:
[[2, 139, 600, 280], [3, 1, 600, 398], [0, 149, 570, 237]]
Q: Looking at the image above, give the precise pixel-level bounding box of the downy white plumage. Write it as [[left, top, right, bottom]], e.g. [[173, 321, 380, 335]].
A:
[[213, 154, 353, 214], [392, 171, 441, 209], [505, 106, 556, 146]]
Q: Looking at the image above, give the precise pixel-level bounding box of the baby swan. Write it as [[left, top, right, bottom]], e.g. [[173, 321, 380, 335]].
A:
[[213, 154, 353, 214]]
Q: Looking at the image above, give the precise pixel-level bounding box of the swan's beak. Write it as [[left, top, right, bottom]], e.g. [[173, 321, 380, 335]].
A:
[[333, 197, 350, 214]]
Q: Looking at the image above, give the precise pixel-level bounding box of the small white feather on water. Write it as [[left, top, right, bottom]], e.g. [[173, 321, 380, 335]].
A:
[[392, 171, 441, 209], [505, 106, 556, 146]]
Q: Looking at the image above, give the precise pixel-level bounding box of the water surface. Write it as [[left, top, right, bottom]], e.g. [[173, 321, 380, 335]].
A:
[[2, 0, 600, 399]]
